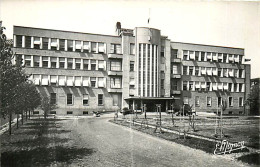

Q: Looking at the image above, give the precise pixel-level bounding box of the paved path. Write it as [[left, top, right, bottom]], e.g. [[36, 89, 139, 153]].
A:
[[59, 116, 248, 167]]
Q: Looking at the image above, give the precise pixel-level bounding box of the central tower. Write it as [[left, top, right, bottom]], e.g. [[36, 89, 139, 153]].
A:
[[135, 27, 161, 97]]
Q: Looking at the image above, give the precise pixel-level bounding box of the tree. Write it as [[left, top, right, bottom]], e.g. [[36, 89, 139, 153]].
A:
[[248, 82, 259, 115], [0, 22, 41, 133], [40, 96, 57, 120]]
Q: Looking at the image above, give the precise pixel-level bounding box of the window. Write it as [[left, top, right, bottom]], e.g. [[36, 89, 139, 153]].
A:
[[98, 77, 105, 87], [83, 41, 90, 53], [229, 97, 233, 107], [206, 82, 211, 91], [51, 57, 57, 68], [66, 76, 74, 87], [206, 52, 212, 61], [239, 55, 243, 64], [195, 66, 199, 76], [33, 37, 41, 49], [74, 76, 81, 87], [111, 78, 121, 88], [195, 51, 199, 61], [239, 69, 244, 78], [50, 93, 56, 104], [67, 40, 73, 51], [212, 53, 217, 62], [91, 42, 97, 53], [42, 37, 49, 50], [130, 43, 135, 55], [189, 81, 194, 91], [130, 61, 134, 71], [189, 51, 195, 60], [24, 55, 31, 67], [111, 61, 121, 71], [67, 58, 73, 69], [207, 97, 212, 106], [83, 94, 89, 105], [59, 57, 65, 69], [58, 76, 66, 86], [206, 67, 212, 76], [34, 56, 40, 67], [189, 66, 193, 75], [91, 60, 96, 70], [98, 60, 105, 70], [234, 83, 238, 92], [98, 94, 103, 106], [67, 111, 73, 115], [183, 50, 188, 60], [201, 67, 206, 75], [172, 80, 178, 90], [59, 39, 65, 51], [51, 38, 58, 50], [50, 111, 56, 114], [173, 65, 178, 74], [195, 81, 200, 91], [161, 46, 164, 57], [228, 111, 233, 115], [239, 97, 244, 107], [183, 66, 188, 75], [234, 69, 238, 78], [67, 94, 73, 105], [111, 44, 121, 54], [183, 96, 189, 104], [228, 83, 233, 92], [223, 54, 227, 62], [50, 75, 57, 86], [183, 81, 188, 90], [82, 77, 89, 87], [75, 59, 81, 70], [161, 79, 164, 89], [90, 77, 96, 87], [171, 49, 178, 59], [195, 96, 199, 106], [218, 97, 222, 107], [239, 83, 243, 92], [201, 82, 206, 91], [98, 42, 105, 53], [15, 35, 23, 47], [218, 68, 222, 77], [218, 53, 223, 62], [25, 36, 31, 48], [75, 41, 82, 52], [83, 111, 88, 115], [83, 59, 89, 70], [223, 68, 228, 77], [201, 52, 205, 61], [42, 56, 49, 68]]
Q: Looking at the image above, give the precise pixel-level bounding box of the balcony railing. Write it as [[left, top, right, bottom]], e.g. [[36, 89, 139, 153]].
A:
[[171, 74, 181, 78], [108, 53, 123, 59], [171, 58, 181, 63], [172, 90, 181, 94], [108, 71, 123, 76], [107, 88, 122, 93]]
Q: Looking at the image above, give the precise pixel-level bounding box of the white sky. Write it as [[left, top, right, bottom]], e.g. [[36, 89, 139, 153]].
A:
[[1, 0, 259, 78]]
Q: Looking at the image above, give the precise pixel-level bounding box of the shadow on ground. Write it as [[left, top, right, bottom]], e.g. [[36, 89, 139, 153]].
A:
[[1, 118, 95, 167], [1, 146, 95, 167]]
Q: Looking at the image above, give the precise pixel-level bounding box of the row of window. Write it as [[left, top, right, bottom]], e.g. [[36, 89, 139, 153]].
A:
[[14, 35, 136, 54], [182, 66, 245, 78], [182, 81, 245, 92], [184, 96, 244, 107], [16, 55, 126, 71], [183, 50, 243, 64], [31, 74, 124, 88], [51, 93, 120, 106]]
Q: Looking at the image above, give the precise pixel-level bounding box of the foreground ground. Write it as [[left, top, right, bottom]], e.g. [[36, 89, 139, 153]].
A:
[[0, 115, 254, 166]]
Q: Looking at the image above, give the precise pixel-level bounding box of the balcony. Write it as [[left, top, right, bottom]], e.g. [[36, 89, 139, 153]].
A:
[[108, 71, 123, 76], [108, 53, 123, 59], [107, 88, 122, 93], [172, 90, 181, 94], [171, 58, 181, 63], [171, 74, 181, 78]]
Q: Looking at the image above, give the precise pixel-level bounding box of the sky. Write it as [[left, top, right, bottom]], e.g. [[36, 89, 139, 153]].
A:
[[1, 0, 259, 78]]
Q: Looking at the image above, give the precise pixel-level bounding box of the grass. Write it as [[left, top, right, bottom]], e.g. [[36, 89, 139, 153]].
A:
[[1, 118, 95, 167]]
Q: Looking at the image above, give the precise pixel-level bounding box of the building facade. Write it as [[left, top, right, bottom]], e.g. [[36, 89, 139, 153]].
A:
[[12, 23, 251, 115]]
